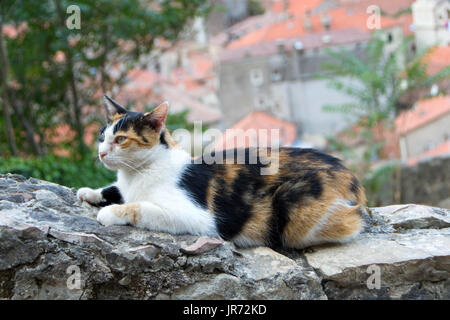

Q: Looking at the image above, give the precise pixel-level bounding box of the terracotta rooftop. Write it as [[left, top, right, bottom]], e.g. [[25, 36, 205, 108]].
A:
[[227, 7, 404, 51], [269, 0, 415, 16], [215, 111, 297, 150], [424, 46, 450, 76], [160, 84, 222, 124], [220, 27, 371, 62], [210, 12, 281, 47], [118, 68, 221, 124], [220, 0, 414, 61], [407, 140, 450, 166], [269, 0, 323, 15], [395, 95, 450, 135]]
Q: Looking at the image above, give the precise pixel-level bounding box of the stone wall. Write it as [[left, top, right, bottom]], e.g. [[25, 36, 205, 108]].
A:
[[400, 156, 450, 208], [373, 156, 450, 209], [0, 174, 449, 300]]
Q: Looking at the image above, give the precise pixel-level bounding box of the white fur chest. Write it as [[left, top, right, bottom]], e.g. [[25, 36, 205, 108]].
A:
[[116, 147, 191, 204]]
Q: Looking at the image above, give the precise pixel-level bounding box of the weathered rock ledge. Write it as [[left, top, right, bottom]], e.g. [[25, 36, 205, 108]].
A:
[[0, 174, 449, 300]]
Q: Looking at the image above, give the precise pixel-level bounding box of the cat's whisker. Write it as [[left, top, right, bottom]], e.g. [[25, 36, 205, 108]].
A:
[[101, 154, 145, 176], [118, 160, 145, 176]]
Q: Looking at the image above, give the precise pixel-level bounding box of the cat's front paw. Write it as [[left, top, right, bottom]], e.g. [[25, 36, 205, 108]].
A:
[[97, 205, 129, 226], [77, 187, 102, 205]]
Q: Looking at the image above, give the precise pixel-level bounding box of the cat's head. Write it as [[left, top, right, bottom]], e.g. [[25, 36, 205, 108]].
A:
[[98, 95, 174, 170]]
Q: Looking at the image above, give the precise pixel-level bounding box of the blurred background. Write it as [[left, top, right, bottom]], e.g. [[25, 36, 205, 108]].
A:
[[0, 0, 449, 207]]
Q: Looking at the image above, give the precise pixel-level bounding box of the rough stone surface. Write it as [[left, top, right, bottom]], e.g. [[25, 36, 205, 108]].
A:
[[0, 174, 449, 300], [372, 156, 450, 209]]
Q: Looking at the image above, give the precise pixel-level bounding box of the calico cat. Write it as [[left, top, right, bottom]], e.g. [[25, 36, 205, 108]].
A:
[[77, 95, 367, 249]]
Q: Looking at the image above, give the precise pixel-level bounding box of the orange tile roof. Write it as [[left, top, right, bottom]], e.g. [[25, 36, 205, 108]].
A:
[[159, 84, 222, 124], [215, 111, 297, 150], [407, 140, 450, 166], [269, 0, 415, 17], [126, 68, 163, 88], [227, 7, 403, 50], [424, 46, 450, 76], [211, 12, 281, 47], [120, 68, 221, 124], [225, 0, 416, 53], [270, 0, 322, 15], [395, 95, 450, 135], [221, 27, 371, 61]]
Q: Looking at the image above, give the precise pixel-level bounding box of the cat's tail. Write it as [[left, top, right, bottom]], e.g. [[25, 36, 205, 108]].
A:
[[320, 199, 364, 244]]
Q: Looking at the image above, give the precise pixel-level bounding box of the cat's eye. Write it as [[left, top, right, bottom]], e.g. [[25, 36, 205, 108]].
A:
[[115, 136, 127, 144]]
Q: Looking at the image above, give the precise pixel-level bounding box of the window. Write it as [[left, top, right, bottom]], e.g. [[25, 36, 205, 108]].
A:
[[249, 69, 264, 87], [387, 32, 393, 43], [271, 69, 283, 82]]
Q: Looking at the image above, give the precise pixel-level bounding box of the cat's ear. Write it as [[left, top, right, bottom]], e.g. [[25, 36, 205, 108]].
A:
[[143, 101, 169, 131], [103, 94, 127, 122]]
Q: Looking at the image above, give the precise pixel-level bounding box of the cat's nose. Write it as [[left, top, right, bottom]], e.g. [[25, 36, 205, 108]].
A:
[[99, 152, 107, 159]]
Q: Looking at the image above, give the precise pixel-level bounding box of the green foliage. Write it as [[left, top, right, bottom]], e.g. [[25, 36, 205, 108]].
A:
[[321, 34, 450, 119], [0, 0, 210, 157], [248, 0, 265, 16], [320, 33, 449, 205], [0, 107, 195, 188], [362, 162, 398, 207], [0, 152, 116, 189]]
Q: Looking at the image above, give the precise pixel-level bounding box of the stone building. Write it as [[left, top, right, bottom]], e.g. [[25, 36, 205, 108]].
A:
[[412, 0, 450, 51], [217, 0, 412, 146], [396, 95, 450, 165]]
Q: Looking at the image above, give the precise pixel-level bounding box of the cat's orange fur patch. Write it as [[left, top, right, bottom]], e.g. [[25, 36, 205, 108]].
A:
[[283, 198, 328, 246], [112, 113, 125, 123], [113, 124, 176, 149], [111, 203, 141, 225], [239, 196, 272, 244], [317, 205, 362, 240]]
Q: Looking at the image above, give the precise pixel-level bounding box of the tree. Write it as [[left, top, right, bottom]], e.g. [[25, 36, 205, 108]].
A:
[[0, 0, 210, 157], [320, 33, 450, 205], [322, 34, 449, 123]]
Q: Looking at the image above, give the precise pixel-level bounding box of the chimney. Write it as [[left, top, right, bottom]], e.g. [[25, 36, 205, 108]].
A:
[[320, 14, 331, 31], [303, 9, 312, 32], [276, 39, 286, 54], [282, 0, 289, 13], [280, 0, 290, 20]]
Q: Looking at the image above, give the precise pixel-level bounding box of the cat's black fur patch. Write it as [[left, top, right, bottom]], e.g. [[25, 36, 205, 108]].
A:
[[268, 170, 323, 247], [213, 181, 252, 240], [112, 111, 163, 142], [98, 186, 124, 207], [178, 161, 214, 210], [113, 112, 142, 134], [160, 130, 168, 147], [350, 176, 360, 193], [213, 164, 267, 240], [289, 148, 345, 170], [98, 126, 106, 142], [178, 149, 269, 241]]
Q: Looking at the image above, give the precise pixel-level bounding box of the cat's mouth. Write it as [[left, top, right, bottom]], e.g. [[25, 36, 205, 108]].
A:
[[99, 155, 117, 169]]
